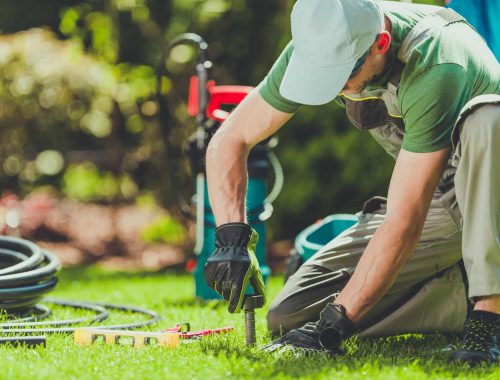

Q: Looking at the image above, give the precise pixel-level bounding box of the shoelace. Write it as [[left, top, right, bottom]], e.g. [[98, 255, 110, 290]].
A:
[[462, 319, 496, 352]]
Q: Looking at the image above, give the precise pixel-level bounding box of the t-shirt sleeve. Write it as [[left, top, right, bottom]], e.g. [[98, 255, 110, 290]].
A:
[[257, 41, 303, 114], [400, 63, 474, 153]]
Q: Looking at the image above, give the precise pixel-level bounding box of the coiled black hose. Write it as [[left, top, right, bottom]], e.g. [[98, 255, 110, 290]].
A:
[[0, 236, 161, 334], [0, 236, 60, 313]]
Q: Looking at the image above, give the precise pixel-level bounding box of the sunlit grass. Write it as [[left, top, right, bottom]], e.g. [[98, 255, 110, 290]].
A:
[[0, 267, 498, 380]]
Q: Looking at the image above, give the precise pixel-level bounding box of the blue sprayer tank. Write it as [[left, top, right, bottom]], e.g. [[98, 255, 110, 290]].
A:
[[192, 140, 272, 299], [284, 214, 358, 282]]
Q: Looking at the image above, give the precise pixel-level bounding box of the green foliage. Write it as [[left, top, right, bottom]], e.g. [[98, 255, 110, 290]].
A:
[[60, 3, 118, 62], [0, 29, 111, 190], [140, 214, 187, 245], [62, 163, 138, 201], [0, 28, 162, 201]]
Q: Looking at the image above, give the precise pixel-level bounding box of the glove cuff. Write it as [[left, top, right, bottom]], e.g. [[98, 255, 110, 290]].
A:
[[318, 303, 356, 351], [215, 222, 252, 248]]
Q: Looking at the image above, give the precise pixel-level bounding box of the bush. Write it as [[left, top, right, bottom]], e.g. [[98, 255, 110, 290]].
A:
[[0, 29, 160, 202]]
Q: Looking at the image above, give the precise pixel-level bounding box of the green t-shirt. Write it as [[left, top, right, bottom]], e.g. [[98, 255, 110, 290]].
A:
[[258, 2, 500, 153]]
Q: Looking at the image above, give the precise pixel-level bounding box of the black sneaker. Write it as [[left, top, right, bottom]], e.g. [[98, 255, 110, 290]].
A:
[[451, 310, 500, 364]]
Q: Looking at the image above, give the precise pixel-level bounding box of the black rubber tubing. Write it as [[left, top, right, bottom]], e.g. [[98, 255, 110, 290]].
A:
[[0, 236, 162, 334], [0, 300, 161, 334], [0, 237, 59, 312]]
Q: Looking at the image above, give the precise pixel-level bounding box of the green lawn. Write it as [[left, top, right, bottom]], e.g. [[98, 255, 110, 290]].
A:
[[0, 267, 498, 380]]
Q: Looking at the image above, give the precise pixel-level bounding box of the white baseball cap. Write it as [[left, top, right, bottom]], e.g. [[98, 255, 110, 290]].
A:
[[280, 0, 385, 105]]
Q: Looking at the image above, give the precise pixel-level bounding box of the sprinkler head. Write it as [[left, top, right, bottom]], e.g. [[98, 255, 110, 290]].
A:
[[243, 295, 265, 311]]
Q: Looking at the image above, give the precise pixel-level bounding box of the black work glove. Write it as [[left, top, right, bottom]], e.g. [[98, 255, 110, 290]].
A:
[[204, 222, 266, 313], [262, 303, 356, 355]]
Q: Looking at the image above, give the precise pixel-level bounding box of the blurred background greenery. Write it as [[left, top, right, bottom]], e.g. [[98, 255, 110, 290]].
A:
[[0, 0, 444, 241]]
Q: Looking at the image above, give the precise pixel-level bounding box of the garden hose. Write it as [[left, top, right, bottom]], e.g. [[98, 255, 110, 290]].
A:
[[0, 236, 161, 336], [0, 236, 59, 313], [0, 300, 161, 334]]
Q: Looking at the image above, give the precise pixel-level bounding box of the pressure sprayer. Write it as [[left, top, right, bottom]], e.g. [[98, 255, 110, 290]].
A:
[[156, 33, 283, 299]]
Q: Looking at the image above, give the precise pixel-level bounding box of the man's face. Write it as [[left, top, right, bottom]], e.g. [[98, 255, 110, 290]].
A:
[[341, 25, 392, 95], [342, 50, 388, 94]]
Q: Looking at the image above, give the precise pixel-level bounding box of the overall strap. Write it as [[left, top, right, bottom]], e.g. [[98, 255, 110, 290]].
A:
[[343, 8, 468, 133], [398, 8, 468, 63]]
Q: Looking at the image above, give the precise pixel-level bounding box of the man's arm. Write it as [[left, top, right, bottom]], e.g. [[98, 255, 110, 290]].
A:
[[335, 147, 451, 323], [206, 89, 293, 225]]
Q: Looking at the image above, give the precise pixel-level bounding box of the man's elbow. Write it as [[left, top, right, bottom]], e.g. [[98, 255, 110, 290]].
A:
[[206, 125, 248, 162]]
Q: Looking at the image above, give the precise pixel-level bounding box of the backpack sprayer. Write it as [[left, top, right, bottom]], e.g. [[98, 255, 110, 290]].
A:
[[156, 33, 283, 301]]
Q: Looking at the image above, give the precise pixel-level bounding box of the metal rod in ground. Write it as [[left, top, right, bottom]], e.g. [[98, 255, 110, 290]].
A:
[[244, 310, 256, 345]]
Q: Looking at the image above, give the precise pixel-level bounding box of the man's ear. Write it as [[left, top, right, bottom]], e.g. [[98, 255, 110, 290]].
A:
[[374, 31, 391, 54]]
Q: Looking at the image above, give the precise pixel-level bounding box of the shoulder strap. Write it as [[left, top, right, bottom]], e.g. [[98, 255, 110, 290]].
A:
[[387, 9, 466, 88], [398, 8, 467, 63]]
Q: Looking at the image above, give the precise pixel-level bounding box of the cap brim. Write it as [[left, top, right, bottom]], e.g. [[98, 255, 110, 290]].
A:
[[280, 51, 356, 106]]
